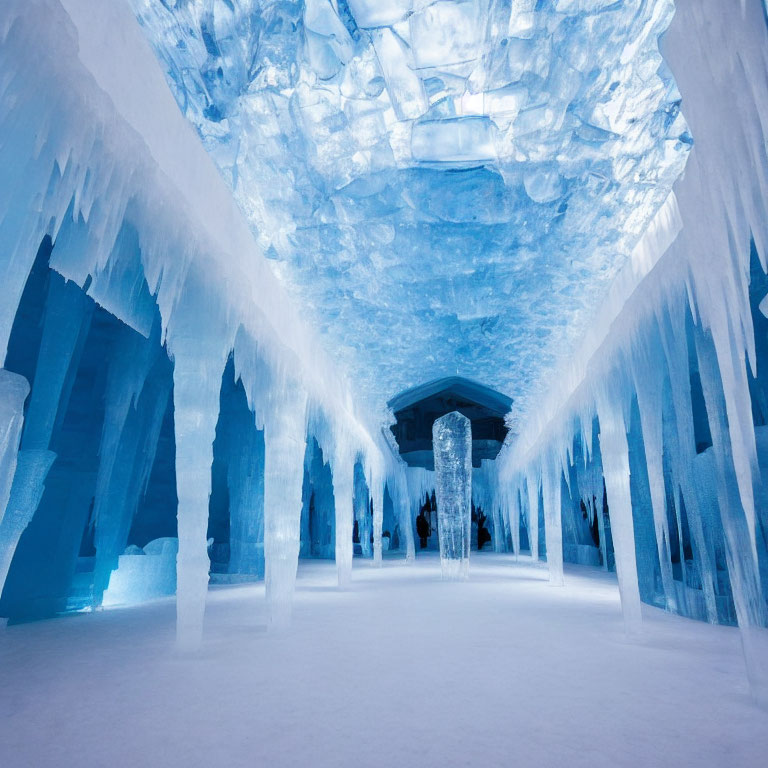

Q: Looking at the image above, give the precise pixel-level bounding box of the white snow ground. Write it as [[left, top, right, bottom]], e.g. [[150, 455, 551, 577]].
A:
[[1, 554, 765, 768]]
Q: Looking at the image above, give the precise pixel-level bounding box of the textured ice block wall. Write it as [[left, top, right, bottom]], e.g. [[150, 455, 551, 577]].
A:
[[433, 411, 472, 581], [128, 0, 690, 423]]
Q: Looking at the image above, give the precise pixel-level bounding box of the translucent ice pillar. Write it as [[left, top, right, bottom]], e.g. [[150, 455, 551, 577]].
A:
[[0, 370, 29, 527], [370, 469, 384, 566], [695, 325, 768, 708], [173, 354, 221, 651], [332, 447, 354, 588], [541, 453, 564, 587], [432, 411, 472, 580], [525, 473, 540, 562], [596, 395, 642, 636], [263, 388, 307, 628]]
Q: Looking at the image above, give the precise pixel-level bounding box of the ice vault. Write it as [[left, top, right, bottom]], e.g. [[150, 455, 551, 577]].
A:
[[0, 0, 768, 711]]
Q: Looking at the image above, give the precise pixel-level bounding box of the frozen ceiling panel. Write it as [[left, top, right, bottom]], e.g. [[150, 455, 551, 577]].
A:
[[128, 0, 689, 425]]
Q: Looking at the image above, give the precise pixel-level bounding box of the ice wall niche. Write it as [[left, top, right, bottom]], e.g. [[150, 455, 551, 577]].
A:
[[433, 411, 472, 580]]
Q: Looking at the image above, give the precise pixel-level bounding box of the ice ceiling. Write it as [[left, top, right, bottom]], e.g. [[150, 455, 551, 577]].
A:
[[129, 0, 690, 424]]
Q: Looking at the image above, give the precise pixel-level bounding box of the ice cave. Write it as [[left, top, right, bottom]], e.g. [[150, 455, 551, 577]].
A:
[[1, 0, 768, 765]]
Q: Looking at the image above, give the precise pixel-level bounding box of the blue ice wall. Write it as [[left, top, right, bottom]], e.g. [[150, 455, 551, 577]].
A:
[[300, 437, 336, 559], [208, 355, 266, 582], [0, 238, 177, 620]]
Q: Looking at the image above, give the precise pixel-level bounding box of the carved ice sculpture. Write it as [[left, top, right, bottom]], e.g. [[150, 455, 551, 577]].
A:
[[432, 411, 472, 580]]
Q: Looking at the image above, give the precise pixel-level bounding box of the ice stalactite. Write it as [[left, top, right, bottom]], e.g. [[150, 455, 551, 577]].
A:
[[433, 412, 472, 581]]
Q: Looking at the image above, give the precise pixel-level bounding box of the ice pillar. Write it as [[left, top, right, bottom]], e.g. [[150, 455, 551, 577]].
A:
[[333, 449, 354, 588], [511, 487, 521, 561], [371, 471, 384, 566], [596, 396, 643, 636], [173, 356, 220, 651], [632, 354, 678, 612], [525, 473, 540, 561], [432, 411, 472, 581], [695, 325, 768, 707], [541, 454, 564, 586], [263, 388, 307, 628], [0, 370, 29, 527]]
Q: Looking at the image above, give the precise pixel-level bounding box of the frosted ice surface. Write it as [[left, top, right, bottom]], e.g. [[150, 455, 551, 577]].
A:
[[128, 0, 689, 420], [411, 117, 498, 163], [433, 411, 472, 580], [347, 0, 411, 29]]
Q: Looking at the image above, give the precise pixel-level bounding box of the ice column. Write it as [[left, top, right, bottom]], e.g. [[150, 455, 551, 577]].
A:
[[432, 411, 472, 580], [631, 346, 678, 612], [0, 448, 56, 593], [0, 370, 32, 592], [541, 454, 564, 586], [173, 354, 221, 651], [525, 473, 540, 561], [511, 487, 521, 560], [263, 387, 307, 628], [596, 395, 643, 636], [0, 370, 29, 527], [371, 471, 384, 566], [333, 447, 354, 588], [695, 325, 768, 707]]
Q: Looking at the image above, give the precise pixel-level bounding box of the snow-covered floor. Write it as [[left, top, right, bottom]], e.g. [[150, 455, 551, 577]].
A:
[[1, 553, 765, 767]]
